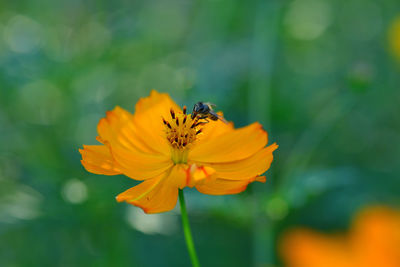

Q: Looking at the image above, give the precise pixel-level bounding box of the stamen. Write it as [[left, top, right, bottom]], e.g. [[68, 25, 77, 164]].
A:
[[163, 106, 203, 152]]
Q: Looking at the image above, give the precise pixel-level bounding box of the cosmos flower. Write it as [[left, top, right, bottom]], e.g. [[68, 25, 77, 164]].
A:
[[79, 90, 278, 213], [280, 206, 400, 267]]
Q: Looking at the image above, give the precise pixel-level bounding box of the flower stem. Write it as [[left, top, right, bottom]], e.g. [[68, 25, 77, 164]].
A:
[[178, 189, 200, 267]]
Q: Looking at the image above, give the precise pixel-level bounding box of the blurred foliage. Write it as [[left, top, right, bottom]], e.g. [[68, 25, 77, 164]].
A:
[[0, 0, 399, 266]]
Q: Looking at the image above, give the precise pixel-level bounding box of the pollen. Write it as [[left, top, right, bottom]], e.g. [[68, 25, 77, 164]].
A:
[[163, 108, 202, 151]]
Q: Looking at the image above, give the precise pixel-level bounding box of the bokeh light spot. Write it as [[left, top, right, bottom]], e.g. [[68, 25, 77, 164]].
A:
[[125, 206, 177, 235], [285, 0, 332, 40], [62, 178, 88, 204], [4, 15, 43, 53], [388, 16, 400, 60], [0, 186, 42, 222], [265, 196, 289, 220]]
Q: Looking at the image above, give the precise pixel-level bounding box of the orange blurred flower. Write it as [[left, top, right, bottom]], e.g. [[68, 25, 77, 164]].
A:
[[79, 90, 278, 213], [280, 206, 400, 267]]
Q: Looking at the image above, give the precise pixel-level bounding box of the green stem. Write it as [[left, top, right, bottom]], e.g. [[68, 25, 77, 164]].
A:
[[178, 189, 200, 267]]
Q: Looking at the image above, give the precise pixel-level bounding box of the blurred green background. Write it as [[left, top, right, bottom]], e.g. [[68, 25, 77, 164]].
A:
[[0, 0, 399, 266]]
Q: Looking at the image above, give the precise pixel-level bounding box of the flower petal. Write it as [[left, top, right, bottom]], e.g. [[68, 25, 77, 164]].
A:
[[97, 106, 169, 155], [135, 90, 182, 118], [79, 145, 120, 175], [184, 164, 216, 188], [196, 143, 278, 180], [96, 105, 174, 180], [197, 112, 234, 140], [110, 145, 173, 180], [132, 90, 182, 155], [189, 122, 268, 163], [116, 167, 180, 213], [195, 176, 266, 195], [169, 164, 190, 189]]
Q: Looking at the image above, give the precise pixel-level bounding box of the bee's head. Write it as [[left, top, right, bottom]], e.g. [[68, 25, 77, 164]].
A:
[[193, 102, 209, 112], [191, 102, 201, 118]]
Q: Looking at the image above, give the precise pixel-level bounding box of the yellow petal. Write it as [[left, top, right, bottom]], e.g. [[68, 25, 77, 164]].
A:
[[162, 163, 217, 189], [110, 145, 173, 180], [135, 90, 182, 118], [196, 143, 278, 180], [95, 105, 174, 180], [116, 167, 179, 214], [185, 164, 216, 188], [198, 112, 234, 140], [189, 122, 268, 163], [79, 145, 120, 175], [97, 106, 169, 155], [164, 163, 188, 189], [132, 90, 182, 155], [195, 176, 265, 195]]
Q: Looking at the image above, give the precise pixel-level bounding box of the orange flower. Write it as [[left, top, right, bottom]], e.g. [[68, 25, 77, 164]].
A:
[[79, 90, 278, 213], [280, 206, 400, 267]]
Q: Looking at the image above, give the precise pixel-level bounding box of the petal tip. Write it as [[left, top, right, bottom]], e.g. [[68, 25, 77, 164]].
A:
[[150, 89, 159, 95], [115, 195, 122, 202], [270, 142, 279, 150], [255, 176, 266, 183]]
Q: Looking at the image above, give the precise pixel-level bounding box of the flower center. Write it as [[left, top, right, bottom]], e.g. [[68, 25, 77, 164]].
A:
[[163, 106, 204, 164]]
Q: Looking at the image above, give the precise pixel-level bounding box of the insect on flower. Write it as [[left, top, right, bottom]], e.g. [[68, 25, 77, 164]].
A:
[[79, 90, 278, 214], [191, 102, 228, 123]]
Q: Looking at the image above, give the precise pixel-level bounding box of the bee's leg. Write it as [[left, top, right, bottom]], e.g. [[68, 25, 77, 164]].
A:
[[196, 115, 209, 123]]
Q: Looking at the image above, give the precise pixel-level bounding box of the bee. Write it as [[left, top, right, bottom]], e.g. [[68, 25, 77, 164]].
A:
[[191, 102, 228, 123]]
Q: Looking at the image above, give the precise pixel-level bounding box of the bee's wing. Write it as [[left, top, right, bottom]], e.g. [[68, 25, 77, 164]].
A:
[[203, 102, 216, 108], [211, 111, 228, 124]]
